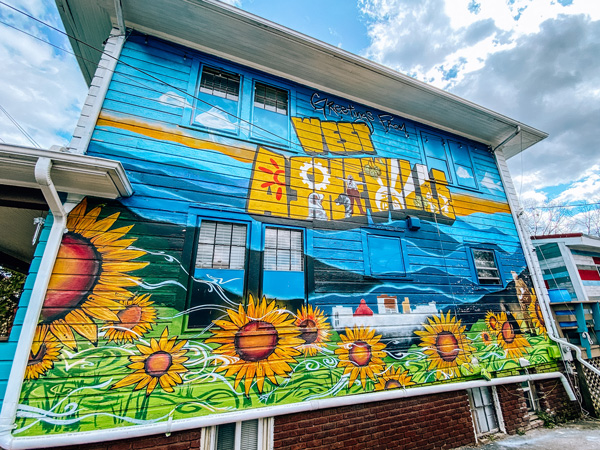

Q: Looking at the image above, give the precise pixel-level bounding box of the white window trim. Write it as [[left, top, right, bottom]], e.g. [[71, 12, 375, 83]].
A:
[[200, 417, 274, 450]]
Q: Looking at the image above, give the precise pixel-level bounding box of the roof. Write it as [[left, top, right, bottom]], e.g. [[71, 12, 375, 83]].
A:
[[55, 0, 547, 158], [531, 233, 600, 253]]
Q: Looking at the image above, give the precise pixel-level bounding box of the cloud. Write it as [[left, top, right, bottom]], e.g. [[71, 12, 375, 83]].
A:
[[0, 1, 87, 148], [158, 92, 191, 109], [554, 166, 600, 203], [194, 107, 238, 131]]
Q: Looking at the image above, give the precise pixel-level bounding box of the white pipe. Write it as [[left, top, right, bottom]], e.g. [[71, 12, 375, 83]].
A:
[[0, 371, 572, 449], [0, 158, 67, 450], [548, 335, 600, 378]]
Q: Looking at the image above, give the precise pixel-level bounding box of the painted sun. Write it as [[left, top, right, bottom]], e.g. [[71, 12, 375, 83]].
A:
[[42, 199, 148, 349], [25, 325, 61, 380], [496, 312, 531, 360], [374, 366, 414, 391], [295, 304, 330, 356], [103, 293, 157, 343], [335, 326, 386, 389], [415, 312, 474, 380], [207, 295, 302, 395], [112, 327, 189, 396]]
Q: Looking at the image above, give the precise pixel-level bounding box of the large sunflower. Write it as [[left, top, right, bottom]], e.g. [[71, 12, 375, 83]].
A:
[[374, 366, 414, 391], [335, 326, 386, 389], [25, 325, 61, 380], [485, 311, 500, 336], [415, 312, 474, 380], [295, 304, 330, 356], [496, 312, 531, 360], [112, 327, 189, 396], [42, 199, 148, 349], [207, 295, 302, 395], [528, 301, 547, 336], [103, 293, 157, 343]]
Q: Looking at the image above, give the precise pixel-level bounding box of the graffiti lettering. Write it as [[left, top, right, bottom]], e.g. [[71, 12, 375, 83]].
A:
[[378, 114, 407, 134], [247, 147, 456, 224], [310, 93, 375, 130]]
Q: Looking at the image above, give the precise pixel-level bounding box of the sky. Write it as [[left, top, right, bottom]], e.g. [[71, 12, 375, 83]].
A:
[[0, 0, 599, 210]]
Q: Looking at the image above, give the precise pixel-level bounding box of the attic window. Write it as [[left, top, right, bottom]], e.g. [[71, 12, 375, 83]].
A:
[[199, 66, 240, 101], [254, 82, 288, 115]]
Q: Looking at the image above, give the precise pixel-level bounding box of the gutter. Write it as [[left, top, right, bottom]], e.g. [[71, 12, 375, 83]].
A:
[[0, 158, 67, 450], [0, 372, 573, 449]]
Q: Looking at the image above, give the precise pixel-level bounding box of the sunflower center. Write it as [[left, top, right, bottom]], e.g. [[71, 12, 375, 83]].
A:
[[145, 351, 173, 377], [28, 344, 47, 366], [298, 319, 318, 344], [348, 340, 372, 367], [384, 379, 402, 390], [118, 305, 143, 329], [501, 322, 515, 344], [42, 233, 102, 322], [234, 320, 278, 362], [435, 331, 460, 362]]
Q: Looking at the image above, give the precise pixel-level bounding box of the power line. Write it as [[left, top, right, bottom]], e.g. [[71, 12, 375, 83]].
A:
[[0, 103, 41, 148], [527, 203, 600, 210]]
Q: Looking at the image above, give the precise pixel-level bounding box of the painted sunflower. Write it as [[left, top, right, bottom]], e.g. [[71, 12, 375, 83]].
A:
[[496, 312, 531, 359], [335, 326, 386, 389], [481, 331, 493, 346], [207, 295, 302, 395], [25, 325, 62, 380], [528, 301, 547, 335], [295, 304, 330, 356], [42, 199, 148, 349], [112, 327, 188, 396], [485, 311, 500, 336], [103, 293, 157, 343], [374, 366, 414, 391], [415, 312, 474, 380]]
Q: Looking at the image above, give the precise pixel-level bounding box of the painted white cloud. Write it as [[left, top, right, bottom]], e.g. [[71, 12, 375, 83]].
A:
[[480, 173, 502, 191], [456, 166, 473, 179], [158, 92, 191, 109], [194, 107, 237, 131]]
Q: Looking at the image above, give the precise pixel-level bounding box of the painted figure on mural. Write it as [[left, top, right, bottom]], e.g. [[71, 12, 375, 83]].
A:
[[335, 193, 352, 218], [308, 192, 328, 220], [511, 271, 535, 332], [343, 175, 365, 215]]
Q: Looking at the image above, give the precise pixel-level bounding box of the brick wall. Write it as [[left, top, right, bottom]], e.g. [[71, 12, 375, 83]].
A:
[[58, 429, 201, 450], [273, 392, 475, 450], [496, 383, 530, 434], [536, 378, 580, 420]]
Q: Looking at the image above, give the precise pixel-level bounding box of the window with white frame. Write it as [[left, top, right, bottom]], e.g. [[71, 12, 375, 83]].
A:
[[264, 227, 303, 272], [196, 221, 247, 270], [472, 249, 501, 285], [201, 418, 273, 450], [192, 65, 241, 132]]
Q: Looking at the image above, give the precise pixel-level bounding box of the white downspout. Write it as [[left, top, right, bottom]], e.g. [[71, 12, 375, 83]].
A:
[[0, 158, 67, 450]]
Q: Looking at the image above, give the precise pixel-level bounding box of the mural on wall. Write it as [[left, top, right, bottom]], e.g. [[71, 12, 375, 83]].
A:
[[14, 48, 559, 437]]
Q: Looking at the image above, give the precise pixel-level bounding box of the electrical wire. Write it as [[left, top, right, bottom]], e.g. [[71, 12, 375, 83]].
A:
[[0, 103, 41, 148]]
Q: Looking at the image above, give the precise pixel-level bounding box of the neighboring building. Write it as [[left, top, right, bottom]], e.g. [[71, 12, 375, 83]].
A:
[[0, 1, 579, 449]]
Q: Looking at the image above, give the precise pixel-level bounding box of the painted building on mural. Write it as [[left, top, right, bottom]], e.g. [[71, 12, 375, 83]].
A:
[[0, 1, 580, 449]]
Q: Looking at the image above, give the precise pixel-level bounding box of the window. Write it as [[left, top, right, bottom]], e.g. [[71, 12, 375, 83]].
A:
[[251, 81, 290, 146], [254, 82, 288, 115], [447, 140, 478, 189], [472, 249, 501, 285], [188, 219, 249, 328], [264, 227, 303, 271], [520, 380, 540, 412], [262, 227, 305, 310], [199, 67, 240, 100], [201, 418, 273, 450], [192, 65, 241, 133], [362, 230, 409, 278], [196, 221, 247, 270], [421, 132, 452, 183], [468, 387, 499, 435]]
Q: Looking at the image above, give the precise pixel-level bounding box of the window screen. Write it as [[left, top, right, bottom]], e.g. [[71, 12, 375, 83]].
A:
[[196, 221, 247, 270], [254, 82, 288, 115], [199, 66, 240, 101], [472, 249, 501, 285], [264, 228, 303, 271]]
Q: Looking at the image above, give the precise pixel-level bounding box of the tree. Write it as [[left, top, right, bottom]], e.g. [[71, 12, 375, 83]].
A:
[[0, 266, 26, 338], [570, 200, 600, 237], [519, 199, 571, 237]]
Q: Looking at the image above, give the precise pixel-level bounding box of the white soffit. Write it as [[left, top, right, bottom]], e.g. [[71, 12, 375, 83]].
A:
[[0, 144, 133, 199], [57, 0, 547, 157]]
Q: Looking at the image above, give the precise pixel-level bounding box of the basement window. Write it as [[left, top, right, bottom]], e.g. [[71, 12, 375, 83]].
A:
[[468, 386, 499, 435], [201, 418, 273, 450]]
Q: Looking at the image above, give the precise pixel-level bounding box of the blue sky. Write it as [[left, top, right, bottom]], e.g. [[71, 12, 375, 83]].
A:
[[1, 0, 599, 217]]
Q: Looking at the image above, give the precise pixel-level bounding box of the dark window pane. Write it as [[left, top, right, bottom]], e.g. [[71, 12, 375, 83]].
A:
[[195, 220, 246, 270], [199, 66, 240, 101], [254, 82, 288, 115]]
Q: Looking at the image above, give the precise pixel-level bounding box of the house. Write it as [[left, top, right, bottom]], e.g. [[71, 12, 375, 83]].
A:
[[0, 1, 580, 449]]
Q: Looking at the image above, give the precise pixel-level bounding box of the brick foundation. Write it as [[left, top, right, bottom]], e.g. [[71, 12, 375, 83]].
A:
[[273, 391, 475, 450], [58, 429, 201, 450], [496, 383, 530, 434]]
